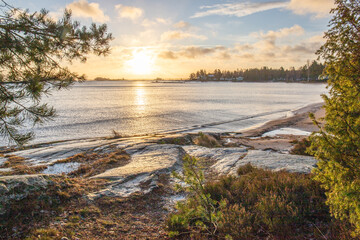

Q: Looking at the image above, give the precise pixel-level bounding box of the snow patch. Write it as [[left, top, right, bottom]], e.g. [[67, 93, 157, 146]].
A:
[[262, 128, 311, 137]]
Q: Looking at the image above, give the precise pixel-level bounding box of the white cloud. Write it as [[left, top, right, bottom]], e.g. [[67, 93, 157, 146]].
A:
[[66, 0, 109, 22], [160, 31, 207, 41], [115, 4, 143, 20], [287, 0, 334, 18], [156, 18, 169, 24], [250, 25, 305, 52], [191, 1, 288, 18]]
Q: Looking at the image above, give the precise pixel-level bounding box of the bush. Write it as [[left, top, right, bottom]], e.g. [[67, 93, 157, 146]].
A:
[[168, 155, 224, 238], [168, 162, 352, 239], [309, 1, 360, 236]]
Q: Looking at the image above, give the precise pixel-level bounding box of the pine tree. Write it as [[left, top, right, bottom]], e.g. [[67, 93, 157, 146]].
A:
[[0, 1, 113, 145], [309, 0, 360, 235]]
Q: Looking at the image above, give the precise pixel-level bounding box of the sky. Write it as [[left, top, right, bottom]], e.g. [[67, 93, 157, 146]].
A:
[[9, 0, 334, 80]]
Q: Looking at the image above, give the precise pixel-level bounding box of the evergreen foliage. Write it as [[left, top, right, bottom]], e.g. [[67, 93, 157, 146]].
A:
[[0, 1, 113, 145], [309, 0, 360, 236], [189, 60, 325, 82]]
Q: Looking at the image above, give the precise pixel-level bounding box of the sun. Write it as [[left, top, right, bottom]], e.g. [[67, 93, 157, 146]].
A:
[[126, 49, 155, 75]]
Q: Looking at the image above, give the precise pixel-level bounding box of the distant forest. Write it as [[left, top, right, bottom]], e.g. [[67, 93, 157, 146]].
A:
[[189, 60, 326, 82]]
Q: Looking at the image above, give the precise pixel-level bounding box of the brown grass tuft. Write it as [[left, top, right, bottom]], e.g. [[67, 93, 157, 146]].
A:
[[193, 132, 221, 148]]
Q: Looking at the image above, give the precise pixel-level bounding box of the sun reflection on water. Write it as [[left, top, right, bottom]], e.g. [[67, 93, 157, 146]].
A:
[[135, 83, 147, 112]]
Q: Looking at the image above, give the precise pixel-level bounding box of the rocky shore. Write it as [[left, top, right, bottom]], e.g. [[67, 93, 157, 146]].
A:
[[0, 103, 324, 239]]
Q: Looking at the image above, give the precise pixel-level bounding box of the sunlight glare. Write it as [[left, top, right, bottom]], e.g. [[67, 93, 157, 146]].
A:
[[126, 49, 155, 75]]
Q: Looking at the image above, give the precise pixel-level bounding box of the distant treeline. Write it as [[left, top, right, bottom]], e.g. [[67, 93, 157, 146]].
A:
[[93, 77, 126, 81], [189, 60, 326, 82]]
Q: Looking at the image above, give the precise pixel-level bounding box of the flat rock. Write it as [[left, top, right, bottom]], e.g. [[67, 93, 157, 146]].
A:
[[183, 145, 248, 175], [89, 144, 186, 198], [14, 139, 120, 165], [238, 150, 317, 173], [93, 144, 185, 180]]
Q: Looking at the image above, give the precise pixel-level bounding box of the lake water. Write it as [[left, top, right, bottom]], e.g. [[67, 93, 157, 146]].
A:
[[1, 81, 327, 146]]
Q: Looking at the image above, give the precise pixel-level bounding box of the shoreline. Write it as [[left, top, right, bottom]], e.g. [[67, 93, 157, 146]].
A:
[[0, 102, 324, 239], [241, 102, 324, 137], [0, 102, 324, 152]]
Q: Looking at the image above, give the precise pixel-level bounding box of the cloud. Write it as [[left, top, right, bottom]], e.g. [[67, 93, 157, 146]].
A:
[[258, 25, 305, 40], [235, 43, 254, 52], [160, 31, 207, 41], [287, 0, 334, 18], [158, 51, 178, 59], [180, 46, 226, 58], [240, 53, 255, 59], [281, 43, 319, 54], [66, 0, 109, 22], [156, 18, 168, 24], [142, 18, 170, 27], [250, 25, 305, 52], [115, 4, 143, 20], [219, 52, 231, 60], [157, 46, 228, 59], [192, 1, 288, 18], [173, 21, 191, 29]]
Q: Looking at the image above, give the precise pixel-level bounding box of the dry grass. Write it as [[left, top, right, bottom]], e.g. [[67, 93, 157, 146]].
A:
[[193, 132, 221, 148], [68, 150, 130, 178], [167, 164, 354, 239], [158, 135, 193, 145], [2, 175, 171, 240], [11, 164, 48, 175], [1, 155, 27, 168], [53, 152, 99, 164], [0, 176, 108, 239], [0, 154, 47, 175]]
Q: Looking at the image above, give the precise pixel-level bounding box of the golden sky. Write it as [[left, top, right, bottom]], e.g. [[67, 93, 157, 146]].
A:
[[13, 0, 334, 80]]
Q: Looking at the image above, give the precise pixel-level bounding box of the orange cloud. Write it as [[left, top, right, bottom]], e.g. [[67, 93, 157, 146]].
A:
[[173, 21, 190, 29], [115, 4, 143, 20], [287, 0, 334, 18], [67, 0, 109, 22], [160, 31, 207, 41]]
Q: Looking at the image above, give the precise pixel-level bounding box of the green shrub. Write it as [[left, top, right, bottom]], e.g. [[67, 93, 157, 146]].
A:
[[290, 138, 312, 156], [309, 1, 360, 236], [167, 162, 352, 239], [168, 155, 225, 238]]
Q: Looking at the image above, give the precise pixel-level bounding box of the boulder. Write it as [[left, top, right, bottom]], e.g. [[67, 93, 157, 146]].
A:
[[0, 174, 53, 215]]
